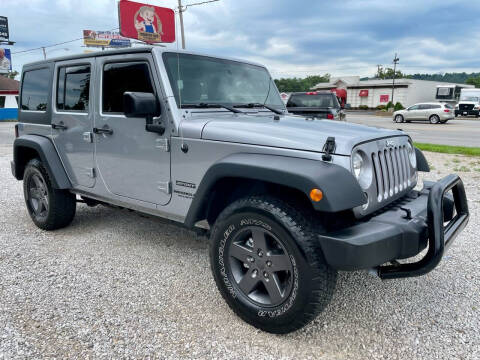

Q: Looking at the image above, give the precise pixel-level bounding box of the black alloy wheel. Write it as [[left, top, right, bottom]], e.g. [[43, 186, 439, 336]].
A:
[[227, 226, 294, 307]]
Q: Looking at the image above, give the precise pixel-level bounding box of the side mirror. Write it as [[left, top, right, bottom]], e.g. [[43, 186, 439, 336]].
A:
[[123, 92, 164, 134]]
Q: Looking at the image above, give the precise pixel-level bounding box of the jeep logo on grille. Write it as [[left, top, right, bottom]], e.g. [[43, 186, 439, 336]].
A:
[[385, 140, 395, 148]]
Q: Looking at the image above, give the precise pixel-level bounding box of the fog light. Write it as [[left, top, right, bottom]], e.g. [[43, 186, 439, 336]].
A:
[[310, 189, 323, 202]]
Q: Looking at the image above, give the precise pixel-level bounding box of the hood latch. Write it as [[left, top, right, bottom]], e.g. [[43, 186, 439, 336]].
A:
[[322, 137, 336, 161]]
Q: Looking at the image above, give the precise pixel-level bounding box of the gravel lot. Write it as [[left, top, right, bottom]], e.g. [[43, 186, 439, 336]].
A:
[[0, 127, 479, 359]]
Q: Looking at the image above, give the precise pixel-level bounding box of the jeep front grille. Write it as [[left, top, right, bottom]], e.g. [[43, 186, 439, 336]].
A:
[[371, 145, 411, 202]]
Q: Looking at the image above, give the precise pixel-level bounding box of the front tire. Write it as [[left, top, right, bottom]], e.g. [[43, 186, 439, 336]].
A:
[[394, 114, 404, 123], [209, 196, 337, 334], [23, 158, 76, 230]]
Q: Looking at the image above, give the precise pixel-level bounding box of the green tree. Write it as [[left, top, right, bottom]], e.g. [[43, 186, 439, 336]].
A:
[[375, 67, 404, 80], [2, 71, 19, 80], [466, 76, 480, 88], [274, 74, 330, 92]]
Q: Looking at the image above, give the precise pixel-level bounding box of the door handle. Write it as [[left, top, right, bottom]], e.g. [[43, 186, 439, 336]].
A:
[[93, 126, 113, 135], [52, 122, 67, 130]]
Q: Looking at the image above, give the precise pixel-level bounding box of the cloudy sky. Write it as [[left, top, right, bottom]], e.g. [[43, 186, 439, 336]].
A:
[[2, 0, 480, 79]]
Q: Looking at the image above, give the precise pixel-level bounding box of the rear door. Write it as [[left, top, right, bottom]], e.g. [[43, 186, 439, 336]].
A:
[[51, 59, 95, 188], [94, 54, 171, 205]]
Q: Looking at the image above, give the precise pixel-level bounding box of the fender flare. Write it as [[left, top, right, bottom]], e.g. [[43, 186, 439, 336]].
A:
[[184, 153, 366, 227], [13, 135, 72, 189], [415, 147, 430, 172]]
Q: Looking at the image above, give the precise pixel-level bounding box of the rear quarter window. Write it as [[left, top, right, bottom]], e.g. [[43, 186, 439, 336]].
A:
[[21, 68, 50, 111]]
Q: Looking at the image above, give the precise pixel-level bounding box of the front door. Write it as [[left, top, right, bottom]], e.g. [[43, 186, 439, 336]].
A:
[[51, 59, 95, 188], [418, 104, 431, 120], [94, 55, 171, 205], [405, 104, 420, 120]]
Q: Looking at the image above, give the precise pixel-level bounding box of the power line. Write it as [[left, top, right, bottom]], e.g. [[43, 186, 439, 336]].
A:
[[184, 0, 220, 10], [11, 27, 119, 55]]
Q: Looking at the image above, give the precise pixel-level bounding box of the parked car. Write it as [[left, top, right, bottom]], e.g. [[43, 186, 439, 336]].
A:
[[393, 102, 454, 124], [12, 47, 469, 334], [454, 89, 480, 117], [286, 91, 346, 121]]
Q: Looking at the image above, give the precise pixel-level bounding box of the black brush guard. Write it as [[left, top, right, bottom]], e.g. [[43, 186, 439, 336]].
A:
[[378, 174, 469, 279]]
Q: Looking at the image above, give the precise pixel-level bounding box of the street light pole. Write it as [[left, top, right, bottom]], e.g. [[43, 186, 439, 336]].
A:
[[391, 53, 399, 104], [178, 0, 186, 49]]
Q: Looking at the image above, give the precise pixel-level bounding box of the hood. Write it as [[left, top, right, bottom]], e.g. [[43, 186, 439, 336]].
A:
[[180, 113, 406, 156]]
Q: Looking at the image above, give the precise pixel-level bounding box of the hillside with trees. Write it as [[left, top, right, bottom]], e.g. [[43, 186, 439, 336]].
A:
[[274, 75, 330, 92]]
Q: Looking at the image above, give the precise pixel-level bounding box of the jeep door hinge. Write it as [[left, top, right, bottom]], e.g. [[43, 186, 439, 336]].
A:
[[155, 138, 170, 152], [157, 181, 172, 194], [86, 168, 96, 178]]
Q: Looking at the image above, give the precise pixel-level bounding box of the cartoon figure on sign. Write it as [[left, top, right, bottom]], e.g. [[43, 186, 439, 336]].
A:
[[134, 6, 163, 42]]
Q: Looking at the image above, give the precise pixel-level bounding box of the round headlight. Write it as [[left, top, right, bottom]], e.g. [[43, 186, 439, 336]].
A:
[[352, 150, 373, 190], [407, 142, 417, 168], [352, 152, 363, 178]]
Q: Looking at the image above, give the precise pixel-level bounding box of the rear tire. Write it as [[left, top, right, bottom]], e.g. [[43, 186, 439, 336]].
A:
[[429, 114, 440, 124], [209, 195, 337, 334], [23, 158, 76, 230]]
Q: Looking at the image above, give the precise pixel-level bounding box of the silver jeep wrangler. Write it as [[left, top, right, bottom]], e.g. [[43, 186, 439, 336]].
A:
[[12, 47, 469, 334]]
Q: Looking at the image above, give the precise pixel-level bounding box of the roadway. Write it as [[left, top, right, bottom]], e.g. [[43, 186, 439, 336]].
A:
[[346, 113, 480, 147]]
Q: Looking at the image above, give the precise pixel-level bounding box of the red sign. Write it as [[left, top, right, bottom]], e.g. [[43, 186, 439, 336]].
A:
[[359, 89, 369, 97], [380, 94, 389, 103], [118, 0, 175, 43]]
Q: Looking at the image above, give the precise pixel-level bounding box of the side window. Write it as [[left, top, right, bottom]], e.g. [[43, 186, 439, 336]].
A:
[[419, 104, 431, 110], [56, 65, 90, 112], [432, 104, 441, 109], [21, 68, 50, 111], [102, 62, 154, 113], [0, 96, 5, 108], [408, 105, 419, 110]]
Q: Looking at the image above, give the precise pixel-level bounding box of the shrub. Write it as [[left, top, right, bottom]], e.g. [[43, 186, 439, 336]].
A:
[[385, 101, 394, 110], [358, 105, 369, 110], [376, 105, 386, 110], [394, 102, 404, 111]]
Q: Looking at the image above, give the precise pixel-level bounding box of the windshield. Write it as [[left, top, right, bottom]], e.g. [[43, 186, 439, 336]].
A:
[[162, 52, 284, 109], [287, 93, 339, 108], [460, 95, 479, 102]]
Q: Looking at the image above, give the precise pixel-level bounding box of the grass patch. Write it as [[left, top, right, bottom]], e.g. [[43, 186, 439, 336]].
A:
[[414, 142, 480, 157], [454, 166, 471, 172]]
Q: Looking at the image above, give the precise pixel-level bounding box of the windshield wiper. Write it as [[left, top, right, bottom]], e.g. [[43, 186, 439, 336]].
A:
[[234, 103, 284, 115], [181, 103, 242, 113]]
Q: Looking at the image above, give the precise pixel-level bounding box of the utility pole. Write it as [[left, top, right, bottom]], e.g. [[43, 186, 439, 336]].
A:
[[42, 47, 46, 59], [177, 0, 186, 49], [376, 64, 383, 79], [391, 53, 399, 103], [176, 0, 220, 50]]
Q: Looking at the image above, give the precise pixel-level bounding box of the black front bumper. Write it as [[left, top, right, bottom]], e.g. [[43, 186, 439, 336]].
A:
[[455, 109, 479, 116], [319, 174, 469, 279]]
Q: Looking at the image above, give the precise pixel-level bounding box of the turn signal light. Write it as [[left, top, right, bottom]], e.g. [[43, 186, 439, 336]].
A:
[[310, 188, 323, 202]]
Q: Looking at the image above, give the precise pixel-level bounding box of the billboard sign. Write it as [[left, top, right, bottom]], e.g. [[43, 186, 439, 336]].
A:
[[0, 48, 12, 73], [118, 0, 175, 43], [83, 30, 131, 48], [0, 16, 8, 41]]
